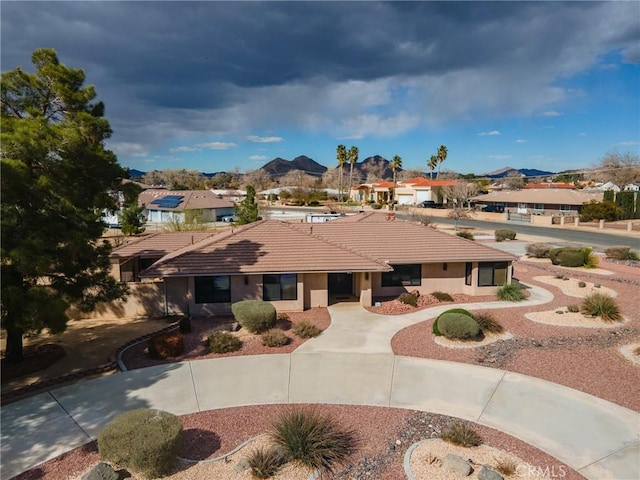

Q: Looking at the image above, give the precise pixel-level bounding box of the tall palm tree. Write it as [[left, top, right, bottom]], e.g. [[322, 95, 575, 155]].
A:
[[428, 155, 438, 179], [336, 144, 347, 201], [391, 154, 402, 207], [348, 145, 359, 196], [437, 145, 448, 178]]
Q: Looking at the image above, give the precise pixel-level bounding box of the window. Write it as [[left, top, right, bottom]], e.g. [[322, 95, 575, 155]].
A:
[[382, 264, 421, 287], [263, 274, 297, 301], [478, 262, 508, 287], [560, 204, 571, 211], [465, 262, 472, 286], [534, 203, 544, 211], [194, 275, 231, 303]]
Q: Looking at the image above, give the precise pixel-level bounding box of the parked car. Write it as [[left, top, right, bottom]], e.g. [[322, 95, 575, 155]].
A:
[[220, 215, 236, 222], [482, 204, 505, 213], [418, 200, 443, 208]]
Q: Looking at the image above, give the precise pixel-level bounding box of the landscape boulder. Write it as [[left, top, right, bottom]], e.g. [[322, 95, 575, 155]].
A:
[[442, 453, 472, 476], [478, 465, 505, 480], [81, 462, 119, 480]]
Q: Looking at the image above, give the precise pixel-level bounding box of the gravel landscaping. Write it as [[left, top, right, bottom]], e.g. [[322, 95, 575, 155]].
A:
[[9, 257, 638, 480]]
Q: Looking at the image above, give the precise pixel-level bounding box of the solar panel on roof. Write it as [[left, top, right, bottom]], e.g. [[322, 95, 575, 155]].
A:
[[150, 195, 184, 208]]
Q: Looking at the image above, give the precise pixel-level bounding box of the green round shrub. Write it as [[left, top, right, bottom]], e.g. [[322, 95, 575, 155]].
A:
[[231, 300, 277, 333], [98, 408, 183, 479], [437, 312, 481, 340], [433, 308, 474, 336], [147, 331, 184, 359], [208, 331, 242, 353], [550, 247, 585, 267]]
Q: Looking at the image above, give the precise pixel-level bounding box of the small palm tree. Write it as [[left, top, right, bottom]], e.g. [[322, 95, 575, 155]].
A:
[[348, 145, 359, 198], [437, 145, 448, 178], [391, 154, 402, 208], [336, 144, 347, 201], [428, 155, 438, 179]]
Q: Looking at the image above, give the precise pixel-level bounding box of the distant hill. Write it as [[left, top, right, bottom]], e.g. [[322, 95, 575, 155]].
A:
[[481, 166, 555, 179], [260, 155, 327, 177]]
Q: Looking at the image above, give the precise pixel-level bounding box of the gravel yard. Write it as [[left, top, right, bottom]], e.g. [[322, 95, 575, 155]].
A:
[[11, 257, 639, 480]]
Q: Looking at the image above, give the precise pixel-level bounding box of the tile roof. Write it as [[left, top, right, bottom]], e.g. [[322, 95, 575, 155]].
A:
[[399, 178, 459, 187], [473, 189, 603, 205], [141, 212, 515, 278], [524, 183, 575, 189], [111, 232, 216, 259], [138, 189, 234, 210]]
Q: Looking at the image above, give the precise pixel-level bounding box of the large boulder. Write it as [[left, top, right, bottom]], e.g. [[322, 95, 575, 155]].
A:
[[442, 453, 472, 476]]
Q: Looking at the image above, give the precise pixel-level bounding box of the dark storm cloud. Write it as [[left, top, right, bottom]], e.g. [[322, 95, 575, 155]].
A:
[[2, 1, 638, 158]]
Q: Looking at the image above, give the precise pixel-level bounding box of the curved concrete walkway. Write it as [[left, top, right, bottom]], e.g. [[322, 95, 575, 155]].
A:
[[2, 285, 638, 480]]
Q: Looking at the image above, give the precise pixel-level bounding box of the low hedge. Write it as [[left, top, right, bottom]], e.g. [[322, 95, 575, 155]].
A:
[[231, 300, 277, 333], [495, 229, 517, 242], [526, 243, 551, 258], [549, 247, 586, 267], [604, 246, 630, 260], [98, 409, 183, 479], [433, 308, 474, 336]]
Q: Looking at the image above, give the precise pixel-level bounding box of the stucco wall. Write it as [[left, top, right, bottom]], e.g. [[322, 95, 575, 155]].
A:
[[304, 273, 328, 309], [68, 281, 165, 319]]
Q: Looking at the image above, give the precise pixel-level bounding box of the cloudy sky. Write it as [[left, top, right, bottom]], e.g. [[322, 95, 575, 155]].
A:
[[2, 1, 639, 175]]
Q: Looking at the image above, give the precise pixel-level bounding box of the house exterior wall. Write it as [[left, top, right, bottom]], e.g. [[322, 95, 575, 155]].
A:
[[304, 273, 329, 309], [67, 281, 165, 319], [165, 277, 189, 315], [356, 271, 373, 307]]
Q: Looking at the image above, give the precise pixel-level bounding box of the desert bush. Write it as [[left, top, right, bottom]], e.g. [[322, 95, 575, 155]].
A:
[[261, 328, 290, 347], [246, 445, 287, 478], [495, 457, 517, 476], [578, 281, 586, 288], [371, 203, 382, 210], [494, 229, 517, 242], [474, 313, 504, 334], [442, 422, 482, 447], [437, 313, 481, 340], [626, 250, 640, 260], [567, 304, 580, 313], [98, 408, 183, 479], [431, 291, 453, 302], [526, 243, 551, 258], [496, 282, 526, 302], [207, 331, 242, 353], [270, 407, 357, 474], [433, 308, 474, 336], [147, 331, 184, 359], [232, 300, 277, 333], [604, 246, 631, 260], [581, 293, 622, 322], [549, 247, 585, 267], [292, 320, 321, 338], [398, 292, 418, 307], [580, 200, 620, 222], [456, 230, 474, 240], [582, 247, 599, 269]]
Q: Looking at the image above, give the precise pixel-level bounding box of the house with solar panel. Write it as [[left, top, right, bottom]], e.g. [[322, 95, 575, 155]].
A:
[[139, 189, 235, 225]]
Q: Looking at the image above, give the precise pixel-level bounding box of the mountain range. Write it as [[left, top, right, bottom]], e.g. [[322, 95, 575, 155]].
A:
[[128, 158, 555, 180]]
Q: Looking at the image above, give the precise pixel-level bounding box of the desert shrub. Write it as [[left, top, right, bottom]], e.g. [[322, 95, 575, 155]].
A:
[[494, 229, 517, 242], [147, 331, 184, 359], [437, 313, 481, 340], [526, 243, 551, 258], [270, 407, 357, 474], [580, 200, 620, 222], [431, 291, 453, 302], [261, 328, 290, 347], [495, 457, 517, 476], [474, 313, 504, 334], [292, 320, 321, 338], [578, 281, 586, 288], [371, 203, 382, 210], [626, 250, 640, 260], [604, 246, 631, 260], [207, 331, 242, 353], [442, 422, 482, 447], [433, 308, 474, 336], [398, 292, 418, 307], [549, 247, 585, 267], [567, 304, 580, 313], [178, 316, 191, 334], [277, 312, 290, 322], [456, 230, 474, 240], [232, 300, 277, 333], [246, 445, 287, 478], [98, 408, 183, 479], [581, 293, 622, 322], [496, 282, 526, 302], [582, 247, 599, 269]]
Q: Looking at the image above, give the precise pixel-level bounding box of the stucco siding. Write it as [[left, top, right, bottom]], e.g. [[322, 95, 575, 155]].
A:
[[304, 273, 328, 309]]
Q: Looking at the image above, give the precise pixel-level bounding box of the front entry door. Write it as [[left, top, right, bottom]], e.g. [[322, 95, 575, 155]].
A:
[[328, 273, 353, 296]]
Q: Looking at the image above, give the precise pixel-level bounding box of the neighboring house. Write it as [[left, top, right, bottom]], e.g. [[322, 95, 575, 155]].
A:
[[524, 182, 575, 190], [110, 232, 216, 282], [623, 183, 640, 192], [138, 212, 516, 315], [210, 189, 246, 202], [393, 178, 459, 205], [139, 189, 235, 225], [473, 189, 603, 215], [350, 180, 396, 204], [102, 179, 156, 228], [592, 181, 621, 192]]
